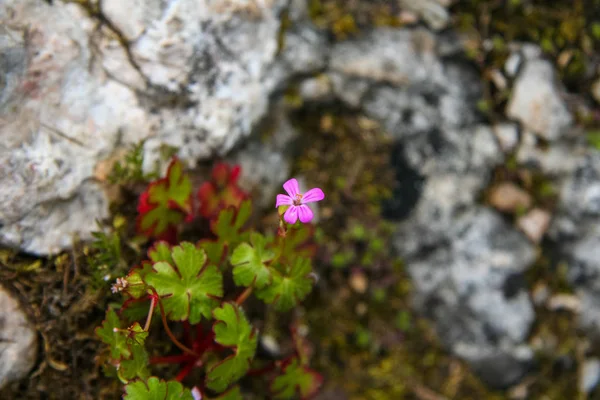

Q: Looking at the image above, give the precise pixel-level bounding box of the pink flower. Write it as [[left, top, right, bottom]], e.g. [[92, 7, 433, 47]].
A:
[[276, 178, 325, 224]]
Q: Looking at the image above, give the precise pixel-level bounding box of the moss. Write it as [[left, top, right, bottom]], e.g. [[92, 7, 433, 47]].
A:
[[308, 0, 402, 40]]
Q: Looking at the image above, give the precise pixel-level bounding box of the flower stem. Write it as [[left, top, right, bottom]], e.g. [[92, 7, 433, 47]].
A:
[[175, 360, 197, 382], [235, 286, 253, 305], [150, 289, 198, 356], [150, 354, 195, 365], [143, 295, 157, 331], [246, 362, 277, 376]]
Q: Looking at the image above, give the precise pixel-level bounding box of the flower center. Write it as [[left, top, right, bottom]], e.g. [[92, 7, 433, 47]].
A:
[[293, 193, 303, 206]]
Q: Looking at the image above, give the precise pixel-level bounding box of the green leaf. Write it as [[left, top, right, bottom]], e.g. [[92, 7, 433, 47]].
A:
[[279, 224, 316, 260], [118, 344, 150, 382], [152, 158, 192, 212], [256, 257, 314, 312], [230, 232, 275, 289], [137, 158, 192, 237], [588, 130, 600, 150], [199, 239, 226, 265], [206, 303, 257, 393], [96, 308, 134, 359], [201, 199, 252, 266], [211, 200, 252, 245], [125, 262, 153, 299], [148, 242, 173, 264], [144, 242, 223, 324], [270, 358, 323, 399], [209, 386, 243, 400], [124, 377, 194, 400]]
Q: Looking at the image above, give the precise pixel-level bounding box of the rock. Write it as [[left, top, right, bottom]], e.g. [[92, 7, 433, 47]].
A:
[[532, 282, 550, 306], [507, 55, 573, 141], [299, 75, 333, 102], [0, 0, 326, 255], [493, 122, 520, 153], [0, 285, 37, 389], [546, 293, 581, 313], [326, 29, 537, 387], [580, 358, 600, 393], [403, 208, 536, 388], [504, 52, 522, 78], [488, 182, 532, 213], [549, 152, 600, 337], [517, 208, 551, 244], [230, 104, 298, 210], [516, 131, 582, 177], [329, 28, 483, 138], [349, 270, 368, 294], [592, 78, 600, 103], [398, 0, 450, 31]]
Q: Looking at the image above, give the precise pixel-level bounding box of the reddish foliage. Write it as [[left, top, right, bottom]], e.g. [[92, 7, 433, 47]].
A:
[[197, 163, 248, 219], [135, 158, 192, 243]]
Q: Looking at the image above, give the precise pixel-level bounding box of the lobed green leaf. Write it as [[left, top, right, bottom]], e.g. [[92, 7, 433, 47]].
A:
[[124, 377, 193, 400], [206, 303, 257, 393], [270, 357, 323, 399], [230, 232, 275, 289], [144, 242, 223, 324], [256, 257, 314, 312]]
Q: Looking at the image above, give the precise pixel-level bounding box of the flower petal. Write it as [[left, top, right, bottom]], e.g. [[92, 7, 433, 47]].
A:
[[297, 205, 314, 223], [275, 194, 294, 208], [302, 188, 325, 203], [283, 178, 300, 198], [284, 206, 298, 224]]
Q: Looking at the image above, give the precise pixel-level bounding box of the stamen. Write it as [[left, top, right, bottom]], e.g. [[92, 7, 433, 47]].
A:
[[293, 193, 303, 206]]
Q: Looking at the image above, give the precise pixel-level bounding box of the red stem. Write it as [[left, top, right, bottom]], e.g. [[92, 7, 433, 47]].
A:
[[150, 289, 198, 357], [246, 362, 277, 376], [175, 360, 197, 382], [150, 354, 196, 365], [183, 321, 192, 347]]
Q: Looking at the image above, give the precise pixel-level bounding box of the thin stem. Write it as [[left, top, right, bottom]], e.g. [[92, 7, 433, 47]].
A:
[[235, 285, 253, 305], [150, 354, 195, 365], [143, 295, 157, 331], [246, 362, 277, 376], [182, 321, 192, 347], [150, 289, 198, 357], [174, 360, 197, 382]]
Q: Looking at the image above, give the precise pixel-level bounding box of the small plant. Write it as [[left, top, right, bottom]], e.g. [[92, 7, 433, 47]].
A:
[[97, 158, 324, 399]]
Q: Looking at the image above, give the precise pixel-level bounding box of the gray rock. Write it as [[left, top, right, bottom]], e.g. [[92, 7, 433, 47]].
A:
[[549, 152, 600, 338], [507, 55, 573, 141], [398, 0, 450, 31], [493, 122, 520, 153], [516, 131, 583, 177], [0, 0, 326, 255], [325, 27, 535, 388], [403, 208, 537, 388], [329, 28, 482, 139], [230, 104, 298, 210], [0, 285, 37, 389], [580, 358, 600, 393]]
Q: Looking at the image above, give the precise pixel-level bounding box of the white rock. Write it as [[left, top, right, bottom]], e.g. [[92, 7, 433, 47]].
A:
[[0, 0, 325, 255], [507, 58, 573, 141], [493, 122, 520, 152], [0, 285, 37, 389], [504, 52, 522, 78], [580, 358, 600, 393], [517, 208, 551, 244]]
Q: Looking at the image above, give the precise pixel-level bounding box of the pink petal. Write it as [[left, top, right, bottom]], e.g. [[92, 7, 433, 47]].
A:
[[297, 205, 314, 223], [284, 206, 298, 224], [283, 178, 300, 198], [275, 194, 293, 208], [302, 188, 325, 204]]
